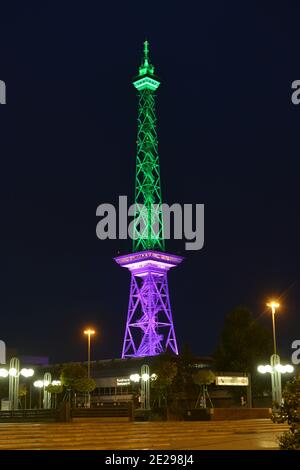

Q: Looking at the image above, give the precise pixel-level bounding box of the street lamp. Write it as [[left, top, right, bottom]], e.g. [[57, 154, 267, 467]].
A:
[[20, 369, 35, 378], [257, 362, 294, 409], [43, 372, 52, 409], [0, 358, 35, 410], [266, 301, 280, 356], [34, 380, 44, 408], [129, 373, 140, 383], [258, 364, 294, 375], [33, 379, 61, 409], [84, 329, 95, 379], [84, 328, 95, 409], [265, 301, 284, 408], [0, 367, 34, 379], [129, 365, 154, 411]]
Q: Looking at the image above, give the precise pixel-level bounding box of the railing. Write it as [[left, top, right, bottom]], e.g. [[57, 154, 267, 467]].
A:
[[0, 402, 134, 422], [72, 402, 133, 418], [0, 409, 57, 422]]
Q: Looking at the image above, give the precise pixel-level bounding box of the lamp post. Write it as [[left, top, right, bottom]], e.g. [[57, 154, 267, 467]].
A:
[[84, 328, 95, 409], [257, 362, 294, 408], [266, 301, 282, 407], [33, 379, 61, 409], [0, 358, 34, 410], [84, 329, 95, 379], [130, 365, 156, 412], [50, 380, 62, 409], [33, 380, 44, 408], [267, 301, 280, 356], [140, 364, 150, 411], [43, 372, 52, 409], [8, 357, 20, 410]]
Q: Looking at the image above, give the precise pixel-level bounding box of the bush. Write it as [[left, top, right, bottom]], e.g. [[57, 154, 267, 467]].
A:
[[272, 374, 300, 450], [278, 429, 300, 450]]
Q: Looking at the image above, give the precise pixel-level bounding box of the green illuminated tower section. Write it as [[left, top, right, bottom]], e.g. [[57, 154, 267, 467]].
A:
[[132, 41, 165, 252]]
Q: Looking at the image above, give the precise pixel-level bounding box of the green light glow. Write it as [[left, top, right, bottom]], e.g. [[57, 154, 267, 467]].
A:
[[132, 42, 165, 252], [133, 76, 160, 91], [138, 40, 155, 77]]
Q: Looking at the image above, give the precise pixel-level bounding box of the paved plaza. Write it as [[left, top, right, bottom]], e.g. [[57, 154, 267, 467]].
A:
[[0, 419, 288, 450]]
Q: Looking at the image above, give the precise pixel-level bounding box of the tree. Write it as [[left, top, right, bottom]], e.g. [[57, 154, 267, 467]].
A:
[[60, 363, 89, 403], [173, 344, 198, 395], [45, 384, 64, 395], [171, 345, 208, 411], [73, 378, 96, 393], [18, 384, 28, 409], [192, 370, 215, 408], [60, 364, 97, 407], [60, 364, 87, 391], [273, 373, 300, 450], [45, 383, 64, 409], [151, 354, 178, 408], [214, 307, 272, 397], [18, 384, 27, 397]]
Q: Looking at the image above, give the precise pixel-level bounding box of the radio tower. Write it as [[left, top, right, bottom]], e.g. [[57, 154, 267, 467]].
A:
[[115, 41, 183, 358]]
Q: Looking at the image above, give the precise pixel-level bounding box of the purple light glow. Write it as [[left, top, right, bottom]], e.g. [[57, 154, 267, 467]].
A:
[[115, 251, 183, 358]]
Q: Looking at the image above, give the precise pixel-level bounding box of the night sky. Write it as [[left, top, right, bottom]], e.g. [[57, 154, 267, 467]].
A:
[[1, 1, 300, 363]]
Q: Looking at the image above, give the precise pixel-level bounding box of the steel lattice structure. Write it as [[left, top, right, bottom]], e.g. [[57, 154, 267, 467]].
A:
[[115, 42, 183, 358], [132, 40, 164, 252]]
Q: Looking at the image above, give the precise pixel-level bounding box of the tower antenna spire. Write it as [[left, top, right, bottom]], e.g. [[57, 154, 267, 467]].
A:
[[138, 40, 154, 76], [143, 39, 149, 66]]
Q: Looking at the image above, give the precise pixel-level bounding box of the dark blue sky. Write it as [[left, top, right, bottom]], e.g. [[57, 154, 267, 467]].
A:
[[0, 1, 300, 363]]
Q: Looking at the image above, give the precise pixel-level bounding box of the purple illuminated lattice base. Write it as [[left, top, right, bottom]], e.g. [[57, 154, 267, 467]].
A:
[[115, 251, 183, 358]]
